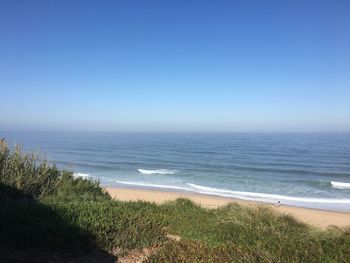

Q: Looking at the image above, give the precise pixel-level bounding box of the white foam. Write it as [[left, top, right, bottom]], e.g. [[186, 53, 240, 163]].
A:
[[73, 173, 90, 178], [331, 181, 350, 190], [186, 183, 350, 204], [114, 180, 350, 205], [138, 169, 176, 175], [115, 180, 188, 191]]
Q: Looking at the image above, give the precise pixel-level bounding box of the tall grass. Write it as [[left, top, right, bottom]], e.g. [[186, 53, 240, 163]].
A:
[[0, 139, 62, 198], [0, 139, 109, 201]]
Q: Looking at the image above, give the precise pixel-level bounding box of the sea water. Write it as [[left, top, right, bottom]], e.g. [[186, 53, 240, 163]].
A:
[[1, 132, 350, 211]]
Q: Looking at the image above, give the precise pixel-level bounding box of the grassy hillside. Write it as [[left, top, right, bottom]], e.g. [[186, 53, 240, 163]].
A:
[[1, 139, 349, 262]]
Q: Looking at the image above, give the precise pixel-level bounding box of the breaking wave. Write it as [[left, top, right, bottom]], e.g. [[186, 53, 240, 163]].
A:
[[138, 169, 176, 175], [331, 181, 350, 190], [113, 180, 350, 205], [187, 183, 350, 204], [73, 173, 90, 178], [115, 180, 188, 191]]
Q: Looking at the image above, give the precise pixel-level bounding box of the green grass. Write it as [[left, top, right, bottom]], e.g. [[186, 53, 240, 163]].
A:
[[46, 200, 167, 251], [151, 199, 350, 262], [1, 139, 350, 262]]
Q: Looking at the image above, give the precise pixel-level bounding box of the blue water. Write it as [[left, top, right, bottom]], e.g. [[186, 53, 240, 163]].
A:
[[1, 132, 350, 211]]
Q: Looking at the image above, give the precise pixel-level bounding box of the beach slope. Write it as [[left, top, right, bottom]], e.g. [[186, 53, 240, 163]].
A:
[[106, 187, 350, 229]]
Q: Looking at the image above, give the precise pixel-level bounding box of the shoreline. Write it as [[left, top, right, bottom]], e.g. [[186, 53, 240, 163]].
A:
[[105, 186, 350, 229]]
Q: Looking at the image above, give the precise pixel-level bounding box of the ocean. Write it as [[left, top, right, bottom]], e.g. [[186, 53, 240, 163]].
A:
[[1, 132, 350, 211]]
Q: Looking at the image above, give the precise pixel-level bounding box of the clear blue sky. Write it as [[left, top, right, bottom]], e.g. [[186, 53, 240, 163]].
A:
[[0, 0, 349, 132]]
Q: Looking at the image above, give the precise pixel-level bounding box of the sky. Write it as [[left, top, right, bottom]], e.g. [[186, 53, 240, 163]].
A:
[[0, 0, 349, 132]]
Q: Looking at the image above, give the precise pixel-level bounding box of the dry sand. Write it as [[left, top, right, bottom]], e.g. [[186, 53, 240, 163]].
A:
[[106, 187, 350, 229]]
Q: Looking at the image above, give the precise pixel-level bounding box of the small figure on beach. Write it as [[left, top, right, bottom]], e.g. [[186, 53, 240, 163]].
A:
[[276, 200, 282, 207]]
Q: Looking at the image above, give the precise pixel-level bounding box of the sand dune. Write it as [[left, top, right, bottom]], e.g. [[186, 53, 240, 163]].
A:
[[106, 187, 350, 229]]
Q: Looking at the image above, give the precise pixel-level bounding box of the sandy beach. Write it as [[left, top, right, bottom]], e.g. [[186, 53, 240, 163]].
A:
[[106, 187, 350, 229]]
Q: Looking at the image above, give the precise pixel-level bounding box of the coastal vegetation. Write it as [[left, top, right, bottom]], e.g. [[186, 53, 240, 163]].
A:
[[1, 139, 350, 262]]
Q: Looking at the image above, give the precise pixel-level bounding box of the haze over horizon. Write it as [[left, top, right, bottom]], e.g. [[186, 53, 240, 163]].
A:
[[0, 0, 349, 132]]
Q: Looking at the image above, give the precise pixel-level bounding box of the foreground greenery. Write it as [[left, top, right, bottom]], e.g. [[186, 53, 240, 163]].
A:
[[1, 139, 349, 262]]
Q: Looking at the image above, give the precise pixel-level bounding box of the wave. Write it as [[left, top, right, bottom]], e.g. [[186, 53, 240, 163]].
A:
[[115, 180, 188, 191], [187, 183, 350, 204], [138, 169, 176, 175], [73, 173, 90, 178], [114, 180, 350, 205], [331, 181, 350, 190]]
